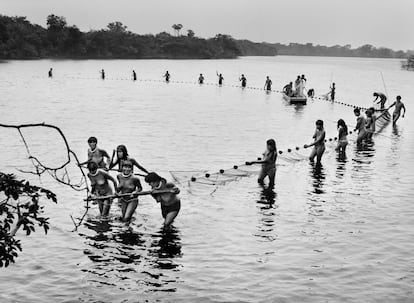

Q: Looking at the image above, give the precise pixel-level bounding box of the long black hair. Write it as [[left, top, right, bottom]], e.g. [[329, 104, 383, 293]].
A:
[[337, 119, 348, 135]]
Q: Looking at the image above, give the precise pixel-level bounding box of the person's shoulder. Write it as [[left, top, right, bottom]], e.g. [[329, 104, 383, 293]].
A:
[[165, 182, 176, 188]]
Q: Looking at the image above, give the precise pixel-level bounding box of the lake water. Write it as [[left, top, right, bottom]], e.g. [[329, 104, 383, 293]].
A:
[[0, 56, 413, 302]]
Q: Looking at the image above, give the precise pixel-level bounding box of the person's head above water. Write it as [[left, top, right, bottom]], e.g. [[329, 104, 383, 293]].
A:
[[87, 161, 98, 172], [316, 120, 324, 128], [145, 172, 165, 187], [87, 136, 97, 143], [397, 95, 401, 101], [354, 108, 361, 115], [116, 145, 128, 159], [266, 139, 276, 152]]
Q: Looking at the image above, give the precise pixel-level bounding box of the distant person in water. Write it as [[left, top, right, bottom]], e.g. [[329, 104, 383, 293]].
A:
[[365, 108, 375, 141], [246, 139, 277, 188], [132, 70, 137, 81], [79, 136, 110, 169], [145, 172, 181, 229], [330, 83, 336, 101], [354, 108, 367, 145], [217, 72, 224, 85], [164, 71, 170, 82], [264, 76, 272, 91], [304, 119, 326, 165], [373, 92, 387, 110], [335, 119, 348, 155], [87, 161, 117, 218], [307, 88, 315, 98], [283, 82, 293, 96], [101, 69, 105, 80], [388, 95, 406, 125], [198, 73, 204, 84], [116, 160, 142, 223], [48, 68, 53, 78], [239, 74, 247, 88]]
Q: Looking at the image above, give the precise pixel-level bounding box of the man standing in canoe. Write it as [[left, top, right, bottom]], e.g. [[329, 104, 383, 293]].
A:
[[373, 92, 387, 110]]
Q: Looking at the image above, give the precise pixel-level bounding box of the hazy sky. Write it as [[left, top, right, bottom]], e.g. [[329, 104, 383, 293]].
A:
[[1, 0, 413, 50]]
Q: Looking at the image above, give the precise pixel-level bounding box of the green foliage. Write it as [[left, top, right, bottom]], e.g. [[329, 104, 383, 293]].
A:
[[0, 172, 57, 268]]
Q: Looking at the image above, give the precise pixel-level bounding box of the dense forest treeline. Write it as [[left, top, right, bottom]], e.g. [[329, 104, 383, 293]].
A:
[[0, 14, 411, 59]]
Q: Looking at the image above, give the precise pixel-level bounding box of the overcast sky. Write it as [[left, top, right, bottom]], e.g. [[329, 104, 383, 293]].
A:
[[1, 0, 413, 50]]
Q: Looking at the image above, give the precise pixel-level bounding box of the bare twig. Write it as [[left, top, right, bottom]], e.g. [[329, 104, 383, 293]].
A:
[[0, 122, 90, 231]]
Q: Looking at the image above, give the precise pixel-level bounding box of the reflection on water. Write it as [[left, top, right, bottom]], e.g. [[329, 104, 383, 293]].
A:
[[254, 187, 278, 242], [309, 163, 326, 194], [80, 216, 182, 293]]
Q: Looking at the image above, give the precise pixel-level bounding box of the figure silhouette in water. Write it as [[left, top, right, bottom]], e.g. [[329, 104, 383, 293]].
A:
[[239, 74, 247, 88], [216, 72, 224, 85], [132, 70, 137, 81], [198, 73, 204, 84], [388, 95, 406, 125], [48, 68, 53, 78], [101, 69, 105, 80], [164, 71, 170, 82], [264, 76, 272, 91]]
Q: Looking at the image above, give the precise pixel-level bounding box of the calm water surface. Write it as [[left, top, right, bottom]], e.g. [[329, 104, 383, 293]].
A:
[[0, 56, 413, 302]]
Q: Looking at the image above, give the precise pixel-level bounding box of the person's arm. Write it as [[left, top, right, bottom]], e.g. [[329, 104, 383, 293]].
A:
[[402, 104, 406, 117], [164, 182, 180, 194], [387, 102, 396, 110], [135, 178, 143, 192], [108, 150, 118, 169], [103, 171, 118, 192], [99, 149, 110, 168], [305, 131, 325, 148], [79, 150, 93, 166], [130, 158, 149, 174], [247, 152, 273, 165]]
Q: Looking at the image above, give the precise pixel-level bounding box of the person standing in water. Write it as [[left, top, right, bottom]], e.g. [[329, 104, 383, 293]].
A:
[[388, 95, 406, 125], [239, 74, 247, 88], [145, 172, 181, 229], [354, 108, 367, 145], [217, 72, 224, 85], [48, 68, 53, 78], [109, 144, 148, 174], [335, 119, 348, 155], [198, 73, 205, 84], [330, 83, 336, 101], [132, 70, 137, 81], [365, 108, 376, 141], [116, 160, 142, 223], [101, 69, 105, 80], [164, 71, 170, 82], [304, 120, 326, 165], [246, 139, 277, 188], [264, 76, 272, 91], [373, 92, 387, 110], [87, 161, 118, 218], [79, 136, 111, 169]]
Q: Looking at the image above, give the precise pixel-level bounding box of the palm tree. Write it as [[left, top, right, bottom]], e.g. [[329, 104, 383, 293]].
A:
[[172, 24, 183, 36]]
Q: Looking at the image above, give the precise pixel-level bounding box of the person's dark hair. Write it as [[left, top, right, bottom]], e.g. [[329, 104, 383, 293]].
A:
[[373, 92, 378, 97], [116, 145, 128, 159], [337, 119, 348, 135], [316, 119, 324, 127], [87, 136, 97, 143], [122, 159, 133, 168], [266, 139, 277, 152], [354, 108, 360, 114], [145, 172, 163, 183], [397, 95, 401, 100], [87, 161, 98, 171]]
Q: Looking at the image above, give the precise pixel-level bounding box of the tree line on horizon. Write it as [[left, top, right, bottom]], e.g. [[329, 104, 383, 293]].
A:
[[0, 14, 410, 60]]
